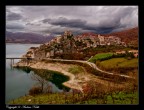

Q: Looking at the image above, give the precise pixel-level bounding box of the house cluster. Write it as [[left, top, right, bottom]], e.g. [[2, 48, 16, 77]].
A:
[[115, 50, 138, 58], [23, 30, 128, 60], [74, 34, 126, 48]]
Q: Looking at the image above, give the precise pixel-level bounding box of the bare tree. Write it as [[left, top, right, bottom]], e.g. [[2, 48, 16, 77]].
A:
[[30, 72, 50, 92]]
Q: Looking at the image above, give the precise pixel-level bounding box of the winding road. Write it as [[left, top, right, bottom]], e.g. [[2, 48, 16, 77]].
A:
[[43, 58, 135, 80]]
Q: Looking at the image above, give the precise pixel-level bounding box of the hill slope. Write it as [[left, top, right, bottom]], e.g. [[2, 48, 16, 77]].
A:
[[103, 27, 138, 47], [6, 31, 54, 44]]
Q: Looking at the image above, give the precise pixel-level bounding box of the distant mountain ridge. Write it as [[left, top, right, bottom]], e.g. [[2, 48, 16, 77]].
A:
[[6, 27, 138, 46], [6, 31, 55, 44]]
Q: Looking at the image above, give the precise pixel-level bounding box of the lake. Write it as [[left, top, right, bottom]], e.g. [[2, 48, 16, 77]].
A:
[[6, 43, 70, 103]]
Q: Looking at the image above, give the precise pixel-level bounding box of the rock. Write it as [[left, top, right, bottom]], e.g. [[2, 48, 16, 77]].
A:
[[28, 99, 31, 102]]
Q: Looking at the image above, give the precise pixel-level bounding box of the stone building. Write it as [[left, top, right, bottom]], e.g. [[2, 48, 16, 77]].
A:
[[63, 30, 72, 39], [56, 36, 62, 43], [34, 50, 46, 60], [128, 50, 138, 57], [98, 34, 105, 45]]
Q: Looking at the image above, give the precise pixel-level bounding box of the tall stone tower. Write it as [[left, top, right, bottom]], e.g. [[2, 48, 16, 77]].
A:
[[64, 30, 72, 39]]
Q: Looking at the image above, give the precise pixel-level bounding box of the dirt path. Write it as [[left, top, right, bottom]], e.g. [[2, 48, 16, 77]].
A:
[[43, 59, 134, 79], [85, 61, 134, 79]]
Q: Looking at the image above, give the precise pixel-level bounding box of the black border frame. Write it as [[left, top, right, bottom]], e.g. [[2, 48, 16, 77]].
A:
[[1, 0, 144, 110]]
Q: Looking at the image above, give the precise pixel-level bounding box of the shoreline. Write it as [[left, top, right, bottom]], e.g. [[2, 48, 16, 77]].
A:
[[13, 61, 90, 92], [13, 59, 130, 93]]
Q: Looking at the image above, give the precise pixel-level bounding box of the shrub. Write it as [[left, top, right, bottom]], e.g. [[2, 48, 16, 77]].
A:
[[112, 52, 135, 59], [127, 57, 132, 60], [112, 53, 126, 58], [68, 65, 84, 75], [29, 86, 42, 96]]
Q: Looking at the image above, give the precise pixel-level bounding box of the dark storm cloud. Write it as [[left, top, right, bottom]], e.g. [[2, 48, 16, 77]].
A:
[[42, 17, 123, 34], [42, 17, 86, 28], [42, 18, 96, 30], [7, 12, 23, 21], [41, 6, 137, 34], [6, 6, 138, 35], [26, 22, 41, 26]]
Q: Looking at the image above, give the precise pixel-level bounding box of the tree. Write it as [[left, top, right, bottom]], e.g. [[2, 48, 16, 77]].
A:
[[30, 72, 51, 93]]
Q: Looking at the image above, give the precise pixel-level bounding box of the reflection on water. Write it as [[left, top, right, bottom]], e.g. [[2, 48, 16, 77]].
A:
[[6, 43, 71, 103], [18, 67, 71, 92], [6, 43, 42, 103]]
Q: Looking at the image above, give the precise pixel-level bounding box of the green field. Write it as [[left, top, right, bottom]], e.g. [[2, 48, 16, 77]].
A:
[[98, 58, 138, 69], [88, 53, 113, 63], [68, 65, 84, 75], [8, 91, 138, 104]]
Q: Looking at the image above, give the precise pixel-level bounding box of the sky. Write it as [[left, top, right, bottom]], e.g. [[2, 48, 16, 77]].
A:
[[6, 6, 138, 36]]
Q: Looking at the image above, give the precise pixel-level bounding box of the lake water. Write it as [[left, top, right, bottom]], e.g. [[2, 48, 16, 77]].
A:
[[6, 43, 70, 103]]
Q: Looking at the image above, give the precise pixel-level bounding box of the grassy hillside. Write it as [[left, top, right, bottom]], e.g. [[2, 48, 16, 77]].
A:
[[68, 65, 85, 75], [88, 53, 113, 63], [96, 58, 138, 76], [8, 91, 138, 104], [99, 58, 138, 69]]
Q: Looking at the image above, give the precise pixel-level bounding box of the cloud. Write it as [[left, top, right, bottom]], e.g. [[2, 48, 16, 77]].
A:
[[6, 12, 23, 21], [41, 17, 122, 34], [42, 17, 86, 28], [6, 23, 25, 29], [6, 6, 138, 35]]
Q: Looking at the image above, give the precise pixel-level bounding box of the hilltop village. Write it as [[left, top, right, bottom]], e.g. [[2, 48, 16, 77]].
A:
[[23, 30, 128, 60]]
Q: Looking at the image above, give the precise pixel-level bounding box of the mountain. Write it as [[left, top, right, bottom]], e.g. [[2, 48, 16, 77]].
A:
[[103, 27, 138, 47], [6, 31, 54, 44]]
